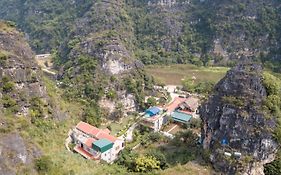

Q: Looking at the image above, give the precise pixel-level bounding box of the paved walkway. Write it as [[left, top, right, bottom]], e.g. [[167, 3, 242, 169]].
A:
[[167, 124, 178, 133], [42, 68, 56, 75], [125, 123, 138, 142], [164, 85, 178, 101]]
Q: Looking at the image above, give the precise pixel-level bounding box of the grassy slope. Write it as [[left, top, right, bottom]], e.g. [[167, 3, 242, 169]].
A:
[[145, 64, 229, 85], [160, 162, 213, 175], [18, 77, 128, 174], [13, 74, 218, 174]]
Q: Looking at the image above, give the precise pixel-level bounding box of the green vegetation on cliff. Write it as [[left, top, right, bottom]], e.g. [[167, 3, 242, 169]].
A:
[[262, 72, 281, 143], [261, 72, 281, 175], [0, 1, 281, 69]]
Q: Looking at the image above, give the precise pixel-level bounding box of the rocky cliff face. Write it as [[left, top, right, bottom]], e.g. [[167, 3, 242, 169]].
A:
[[0, 21, 46, 175], [0, 0, 93, 52], [57, 0, 150, 116], [0, 21, 48, 115], [130, 0, 281, 65], [0, 133, 41, 175], [200, 63, 279, 174], [1, 0, 280, 66], [204, 0, 281, 63]]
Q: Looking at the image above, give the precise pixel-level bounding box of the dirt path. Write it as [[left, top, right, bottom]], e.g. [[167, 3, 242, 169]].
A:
[[167, 125, 178, 133], [65, 130, 72, 152], [124, 123, 137, 142]]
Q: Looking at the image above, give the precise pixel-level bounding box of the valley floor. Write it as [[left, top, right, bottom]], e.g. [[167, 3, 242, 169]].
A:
[[145, 64, 229, 85]]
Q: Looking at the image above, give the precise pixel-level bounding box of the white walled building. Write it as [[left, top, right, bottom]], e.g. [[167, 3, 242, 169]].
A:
[[71, 121, 125, 163]]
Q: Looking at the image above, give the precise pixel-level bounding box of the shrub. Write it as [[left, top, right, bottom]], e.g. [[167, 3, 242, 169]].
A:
[[264, 150, 281, 175], [82, 106, 101, 127], [0, 51, 8, 66], [147, 150, 168, 169], [189, 118, 202, 129], [148, 132, 162, 142], [265, 95, 281, 112], [262, 72, 281, 96], [35, 155, 66, 175], [116, 148, 138, 171], [134, 155, 160, 172], [29, 97, 44, 119], [35, 156, 53, 173], [146, 97, 157, 108], [2, 95, 17, 108], [182, 77, 195, 93], [195, 81, 215, 94], [262, 72, 281, 143], [106, 89, 117, 99], [2, 81, 15, 93], [222, 96, 245, 107]]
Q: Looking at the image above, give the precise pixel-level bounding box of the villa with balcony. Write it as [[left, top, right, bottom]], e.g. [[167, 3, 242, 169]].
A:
[[71, 121, 125, 163]]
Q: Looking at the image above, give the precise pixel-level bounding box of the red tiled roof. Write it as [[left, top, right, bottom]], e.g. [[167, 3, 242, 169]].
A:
[[76, 121, 117, 143], [96, 131, 117, 142], [165, 97, 187, 113], [102, 128, 111, 134], [90, 127, 101, 136], [76, 121, 99, 135], [84, 138, 96, 148]]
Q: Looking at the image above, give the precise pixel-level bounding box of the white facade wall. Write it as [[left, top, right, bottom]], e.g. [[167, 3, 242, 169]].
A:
[[101, 149, 113, 163], [153, 117, 164, 131], [109, 139, 125, 162], [72, 128, 125, 163]]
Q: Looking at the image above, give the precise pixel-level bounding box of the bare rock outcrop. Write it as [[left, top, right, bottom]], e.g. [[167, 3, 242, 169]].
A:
[[57, 0, 149, 115], [0, 133, 41, 175], [200, 63, 279, 175], [0, 22, 48, 115]]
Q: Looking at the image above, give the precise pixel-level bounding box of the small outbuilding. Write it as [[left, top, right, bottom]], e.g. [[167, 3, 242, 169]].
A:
[[145, 107, 161, 117], [179, 97, 199, 112], [171, 111, 192, 124], [93, 139, 114, 153]]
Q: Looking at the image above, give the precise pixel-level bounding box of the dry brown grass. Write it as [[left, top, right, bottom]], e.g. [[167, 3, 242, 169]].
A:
[[0, 21, 16, 33]]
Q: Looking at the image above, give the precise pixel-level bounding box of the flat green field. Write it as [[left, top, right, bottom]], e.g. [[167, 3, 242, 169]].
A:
[[145, 64, 229, 85]]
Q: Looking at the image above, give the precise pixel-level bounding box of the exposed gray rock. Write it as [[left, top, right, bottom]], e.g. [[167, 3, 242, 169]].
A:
[[0, 23, 49, 116], [200, 63, 279, 175], [0, 133, 41, 175]]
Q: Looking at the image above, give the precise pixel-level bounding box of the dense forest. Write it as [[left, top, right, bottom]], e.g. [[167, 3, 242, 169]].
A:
[[0, 0, 280, 69]]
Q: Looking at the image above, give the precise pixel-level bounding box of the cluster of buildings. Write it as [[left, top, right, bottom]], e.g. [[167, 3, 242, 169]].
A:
[[70, 96, 199, 163], [140, 96, 199, 132], [71, 121, 125, 163]]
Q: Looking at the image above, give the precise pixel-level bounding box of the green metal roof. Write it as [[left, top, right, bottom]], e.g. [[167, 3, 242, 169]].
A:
[[171, 111, 192, 124], [92, 139, 114, 153]]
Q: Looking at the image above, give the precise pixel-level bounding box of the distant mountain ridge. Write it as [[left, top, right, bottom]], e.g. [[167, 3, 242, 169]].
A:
[[0, 0, 280, 69]]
